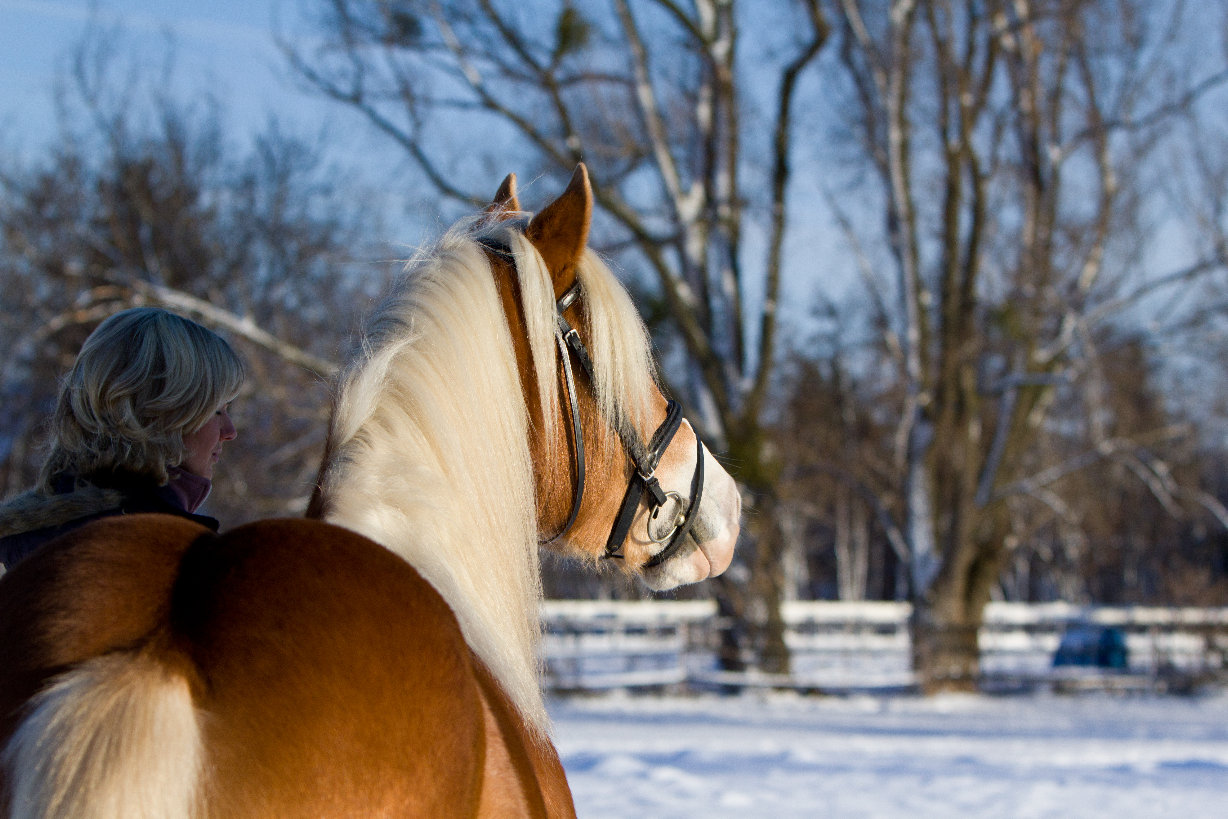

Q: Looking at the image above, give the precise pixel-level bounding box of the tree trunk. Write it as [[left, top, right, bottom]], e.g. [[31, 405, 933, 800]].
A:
[[746, 489, 791, 675], [909, 602, 980, 694], [711, 575, 748, 675], [911, 523, 1007, 692]]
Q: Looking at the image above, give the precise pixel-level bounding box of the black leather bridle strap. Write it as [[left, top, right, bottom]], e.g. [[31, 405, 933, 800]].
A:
[[543, 284, 593, 543], [641, 434, 705, 568], [480, 236, 585, 545], [556, 283, 705, 565], [556, 291, 596, 385], [546, 326, 586, 542], [603, 400, 682, 557], [603, 399, 705, 567]]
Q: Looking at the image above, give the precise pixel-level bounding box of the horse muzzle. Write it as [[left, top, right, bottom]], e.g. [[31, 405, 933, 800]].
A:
[[640, 444, 740, 591]]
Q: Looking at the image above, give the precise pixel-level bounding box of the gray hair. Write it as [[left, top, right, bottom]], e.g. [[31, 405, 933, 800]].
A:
[[39, 307, 245, 489]]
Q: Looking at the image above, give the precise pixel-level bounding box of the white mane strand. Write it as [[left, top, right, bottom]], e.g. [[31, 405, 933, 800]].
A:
[[318, 225, 546, 733], [314, 218, 660, 737]]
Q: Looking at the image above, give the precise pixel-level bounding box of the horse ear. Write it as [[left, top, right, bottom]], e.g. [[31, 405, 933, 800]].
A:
[[487, 173, 521, 218], [526, 165, 592, 293]]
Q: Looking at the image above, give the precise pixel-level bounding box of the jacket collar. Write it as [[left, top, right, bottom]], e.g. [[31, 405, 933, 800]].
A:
[[165, 467, 212, 514]]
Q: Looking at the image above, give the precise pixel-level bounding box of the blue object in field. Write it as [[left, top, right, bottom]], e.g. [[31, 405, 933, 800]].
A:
[[1052, 624, 1129, 670]]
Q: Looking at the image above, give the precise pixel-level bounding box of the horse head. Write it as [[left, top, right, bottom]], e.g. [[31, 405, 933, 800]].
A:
[[482, 165, 740, 591]]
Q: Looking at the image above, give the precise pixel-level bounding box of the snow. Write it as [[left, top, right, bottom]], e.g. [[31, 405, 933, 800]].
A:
[[549, 691, 1228, 818]]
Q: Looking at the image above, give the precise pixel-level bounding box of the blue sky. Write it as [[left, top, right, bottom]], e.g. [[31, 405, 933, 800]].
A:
[[0, 0, 449, 245], [6, 0, 1214, 349], [1, 0, 332, 154]]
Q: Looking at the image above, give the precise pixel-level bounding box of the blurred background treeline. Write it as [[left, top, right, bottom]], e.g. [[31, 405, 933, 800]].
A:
[[3, 0, 1228, 690]]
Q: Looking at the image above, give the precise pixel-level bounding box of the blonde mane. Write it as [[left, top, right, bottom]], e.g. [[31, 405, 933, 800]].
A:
[[313, 216, 658, 736]]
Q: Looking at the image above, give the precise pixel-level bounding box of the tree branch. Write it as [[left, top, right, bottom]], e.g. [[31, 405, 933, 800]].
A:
[[130, 279, 339, 378], [747, 0, 829, 425]]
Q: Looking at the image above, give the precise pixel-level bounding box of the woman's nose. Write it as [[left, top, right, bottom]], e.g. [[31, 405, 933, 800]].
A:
[[220, 411, 237, 441]]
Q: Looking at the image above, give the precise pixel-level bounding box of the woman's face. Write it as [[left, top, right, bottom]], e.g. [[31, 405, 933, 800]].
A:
[[181, 406, 238, 479]]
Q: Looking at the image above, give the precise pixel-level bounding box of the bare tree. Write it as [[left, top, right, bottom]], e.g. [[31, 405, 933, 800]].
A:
[[825, 0, 1228, 690]]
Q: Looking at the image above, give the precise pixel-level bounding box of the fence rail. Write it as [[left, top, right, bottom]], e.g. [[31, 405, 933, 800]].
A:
[[539, 600, 1228, 694]]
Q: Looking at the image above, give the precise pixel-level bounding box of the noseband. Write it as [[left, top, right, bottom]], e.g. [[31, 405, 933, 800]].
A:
[[483, 238, 705, 569]]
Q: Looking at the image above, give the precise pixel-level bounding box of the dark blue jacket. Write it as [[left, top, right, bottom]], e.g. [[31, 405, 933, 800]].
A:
[[0, 471, 219, 571]]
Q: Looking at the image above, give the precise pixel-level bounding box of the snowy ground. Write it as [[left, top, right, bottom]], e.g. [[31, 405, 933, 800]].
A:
[[549, 691, 1228, 818]]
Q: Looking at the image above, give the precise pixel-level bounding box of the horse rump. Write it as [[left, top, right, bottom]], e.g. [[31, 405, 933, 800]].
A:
[[0, 515, 491, 817]]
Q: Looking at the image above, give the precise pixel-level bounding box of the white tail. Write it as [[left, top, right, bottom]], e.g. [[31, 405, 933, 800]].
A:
[[3, 651, 202, 819]]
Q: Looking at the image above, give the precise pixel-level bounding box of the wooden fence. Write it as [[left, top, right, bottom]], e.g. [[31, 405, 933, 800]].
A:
[[539, 600, 1228, 694]]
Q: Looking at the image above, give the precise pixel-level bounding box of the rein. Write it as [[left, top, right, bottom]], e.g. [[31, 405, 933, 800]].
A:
[[482, 237, 705, 569]]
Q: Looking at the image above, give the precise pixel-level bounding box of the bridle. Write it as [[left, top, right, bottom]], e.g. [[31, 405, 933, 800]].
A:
[[482, 238, 705, 569]]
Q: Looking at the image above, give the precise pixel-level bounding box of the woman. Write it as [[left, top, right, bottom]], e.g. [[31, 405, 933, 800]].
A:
[[0, 307, 244, 571]]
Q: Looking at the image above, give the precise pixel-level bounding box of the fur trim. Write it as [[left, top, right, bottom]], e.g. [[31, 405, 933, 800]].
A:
[[0, 486, 124, 539]]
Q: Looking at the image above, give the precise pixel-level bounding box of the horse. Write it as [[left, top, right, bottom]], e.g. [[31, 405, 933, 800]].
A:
[[0, 165, 741, 818]]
